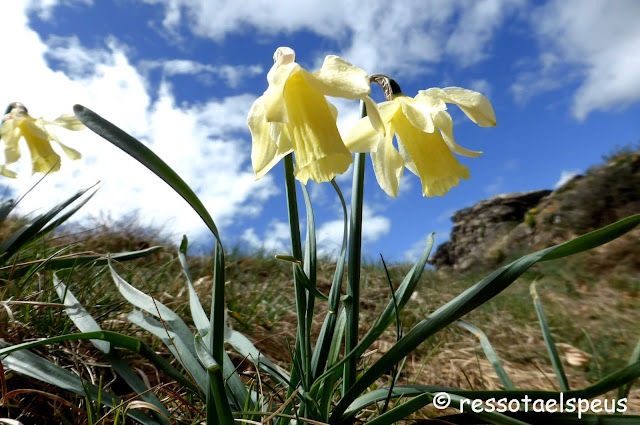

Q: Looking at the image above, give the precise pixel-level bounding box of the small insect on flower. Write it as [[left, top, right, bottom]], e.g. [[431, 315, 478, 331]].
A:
[[0, 102, 85, 178]]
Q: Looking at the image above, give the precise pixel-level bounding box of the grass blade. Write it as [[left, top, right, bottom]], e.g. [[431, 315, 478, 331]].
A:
[[531, 282, 569, 391], [458, 320, 516, 390]]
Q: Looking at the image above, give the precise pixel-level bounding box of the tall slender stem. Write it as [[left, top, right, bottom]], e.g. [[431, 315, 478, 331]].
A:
[[344, 101, 368, 392], [283, 154, 310, 393]]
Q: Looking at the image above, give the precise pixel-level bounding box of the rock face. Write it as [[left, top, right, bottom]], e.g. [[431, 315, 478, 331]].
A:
[[431, 150, 640, 270]]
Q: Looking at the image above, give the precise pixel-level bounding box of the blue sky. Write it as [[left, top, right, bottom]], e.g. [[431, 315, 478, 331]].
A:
[[1, 0, 639, 262]]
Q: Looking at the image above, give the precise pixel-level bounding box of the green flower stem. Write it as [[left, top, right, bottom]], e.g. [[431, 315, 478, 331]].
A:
[[344, 101, 368, 392], [283, 154, 310, 394]]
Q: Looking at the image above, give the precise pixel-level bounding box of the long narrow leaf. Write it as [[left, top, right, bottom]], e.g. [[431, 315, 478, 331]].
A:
[[54, 276, 170, 421], [73, 104, 220, 242], [531, 282, 569, 391], [0, 332, 199, 394], [331, 214, 640, 423], [458, 320, 515, 390], [311, 180, 348, 380], [179, 237, 252, 409], [108, 260, 197, 357], [0, 185, 94, 260], [194, 335, 234, 425], [128, 310, 207, 391], [0, 340, 161, 425]]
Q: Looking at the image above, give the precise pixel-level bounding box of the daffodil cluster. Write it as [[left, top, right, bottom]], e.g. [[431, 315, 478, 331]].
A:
[[247, 47, 496, 197], [0, 102, 84, 178]]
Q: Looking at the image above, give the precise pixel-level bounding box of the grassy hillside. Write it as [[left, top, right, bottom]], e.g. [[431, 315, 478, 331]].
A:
[[1, 209, 639, 423]]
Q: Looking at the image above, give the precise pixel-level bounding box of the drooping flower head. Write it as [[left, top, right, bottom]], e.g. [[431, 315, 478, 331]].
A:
[[344, 79, 496, 197], [0, 102, 84, 178], [247, 47, 382, 184]]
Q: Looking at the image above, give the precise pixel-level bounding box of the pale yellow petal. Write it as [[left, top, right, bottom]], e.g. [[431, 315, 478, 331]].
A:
[[441, 87, 497, 127], [397, 136, 418, 177], [400, 96, 435, 133], [48, 114, 86, 131], [327, 101, 338, 121], [248, 97, 291, 179], [53, 140, 82, 160], [0, 165, 17, 178], [371, 132, 404, 198], [263, 62, 300, 123], [432, 110, 482, 158], [362, 96, 385, 136], [343, 117, 381, 153], [304, 56, 371, 99], [415, 88, 448, 111], [0, 120, 21, 165], [394, 112, 469, 197], [344, 100, 399, 153]]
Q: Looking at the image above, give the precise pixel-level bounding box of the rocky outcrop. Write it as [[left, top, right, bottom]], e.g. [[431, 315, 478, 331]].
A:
[[430, 190, 551, 270], [431, 150, 640, 270]]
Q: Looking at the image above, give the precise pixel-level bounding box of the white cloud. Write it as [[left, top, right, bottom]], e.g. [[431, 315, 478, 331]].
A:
[[1, 2, 278, 246], [523, 0, 640, 120], [402, 234, 435, 263], [241, 220, 290, 253], [314, 205, 391, 259], [25, 0, 91, 20], [141, 0, 523, 78], [554, 169, 581, 189], [141, 59, 263, 88]]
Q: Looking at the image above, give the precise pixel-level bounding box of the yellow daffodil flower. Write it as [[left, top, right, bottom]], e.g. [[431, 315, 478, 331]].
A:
[[0, 102, 84, 178], [344, 87, 496, 197], [247, 47, 382, 184]]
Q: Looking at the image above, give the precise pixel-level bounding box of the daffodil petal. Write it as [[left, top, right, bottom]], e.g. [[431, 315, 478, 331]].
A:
[[263, 62, 300, 123], [415, 88, 448, 111], [305, 56, 371, 99], [397, 136, 418, 177], [248, 97, 291, 179], [441, 87, 497, 127], [0, 121, 21, 164], [343, 118, 380, 153], [362, 96, 385, 136], [0, 165, 17, 178], [48, 114, 86, 131], [371, 132, 404, 198], [394, 113, 470, 197], [327, 101, 338, 121], [432, 110, 482, 158], [344, 100, 399, 153], [401, 97, 435, 134], [54, 140, 82, 160]]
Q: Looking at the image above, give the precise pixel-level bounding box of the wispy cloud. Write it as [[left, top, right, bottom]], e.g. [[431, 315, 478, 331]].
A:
[[554, 169, 581, 189], [141, 59, 263, 88], [483, 176, 504, 196], [141, 0, 524, 78], [521, 0, 640, 120]]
